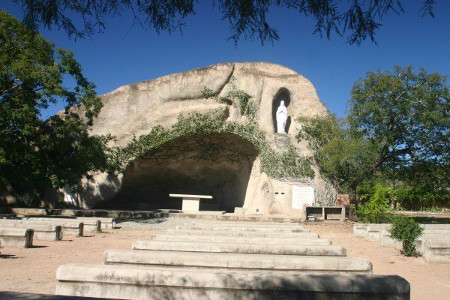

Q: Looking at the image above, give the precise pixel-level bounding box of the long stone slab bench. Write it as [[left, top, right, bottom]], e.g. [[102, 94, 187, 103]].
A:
[[423, 239, 450, 263], [76, 217, 115, 230], [355, 223, 450, 262], [2, 218, 84, 236], [354, 223, 450, 240], [381, 229, 450, 250], [150, 234, 330, 245], [176, 225, 309, 233], [166, 229, 318, 238], [24, 217, 100, 232], [56, 264, 409, 299], [0, 221, 62, 241], [190, 221, 305, 228], [0, 228, 33, 248], [103, 249, 372, 274], [25, 221, 83, 237], [132, 240, 344, 256]]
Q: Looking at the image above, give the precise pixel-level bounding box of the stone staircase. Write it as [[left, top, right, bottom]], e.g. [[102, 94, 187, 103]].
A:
[[56, 220, 410, 299]]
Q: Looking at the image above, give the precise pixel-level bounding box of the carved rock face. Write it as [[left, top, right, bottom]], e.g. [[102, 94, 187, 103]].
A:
[[75, 62, 336, 212], [85, 62, 328, 147]]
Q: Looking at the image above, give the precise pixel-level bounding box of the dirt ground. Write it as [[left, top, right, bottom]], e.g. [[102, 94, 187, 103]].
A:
[[0, 221, 449, 299]]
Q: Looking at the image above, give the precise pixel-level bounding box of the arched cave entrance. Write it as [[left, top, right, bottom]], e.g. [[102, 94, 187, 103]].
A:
[[95, 133, 258, 212], [272, 88, 292, 133]]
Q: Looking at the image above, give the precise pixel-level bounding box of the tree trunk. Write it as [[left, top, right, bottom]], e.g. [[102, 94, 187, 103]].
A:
[[348, 184, 358, 217]]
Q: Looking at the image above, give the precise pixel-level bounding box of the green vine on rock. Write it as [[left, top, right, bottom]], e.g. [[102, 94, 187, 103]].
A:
[[107, 87, 313, 181], [202, 79, 256, 119]]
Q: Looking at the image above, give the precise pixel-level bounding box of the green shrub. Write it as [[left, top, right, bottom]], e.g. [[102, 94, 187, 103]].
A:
[[356, 184, 392, 223], [389, 216, 423, 256]]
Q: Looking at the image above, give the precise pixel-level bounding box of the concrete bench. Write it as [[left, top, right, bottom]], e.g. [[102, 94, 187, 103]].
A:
[[150, 234, 329, 245], [380, 230, 402, 248], [415, 234, 450, 255], [353, 223, 369, 237], [169, 193, 213, 212], [422, 239, 450, 263], [166, 229, 318, 238], [132, 240, 344, 256], [0, 221, 62, 241], [190, 221, 305, 228], [24, 220, 83, 236], [354, 223, 450, 241], [0, 228, 33, 248], [11, 218, 84, 236], [24, 217, 100, 232], [56, 264, 409, 299], [76, 217, 115, 230], [365, 224, 392, 241], [422, 224, 450, 230], [176, 225, 309, 233], [103, 249, 372, 274]]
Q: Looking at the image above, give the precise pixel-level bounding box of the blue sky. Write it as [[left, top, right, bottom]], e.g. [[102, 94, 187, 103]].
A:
[[2, 1, 449, 119]]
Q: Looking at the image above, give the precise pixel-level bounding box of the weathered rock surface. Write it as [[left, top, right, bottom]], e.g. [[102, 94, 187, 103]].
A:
[[75, 62, 337, 214]]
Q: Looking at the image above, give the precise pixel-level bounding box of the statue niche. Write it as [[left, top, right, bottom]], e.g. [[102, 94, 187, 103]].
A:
[[272, 88, 291, 134]]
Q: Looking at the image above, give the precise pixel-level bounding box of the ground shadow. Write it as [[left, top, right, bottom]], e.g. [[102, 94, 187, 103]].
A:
[[0, 254, 18, 259]]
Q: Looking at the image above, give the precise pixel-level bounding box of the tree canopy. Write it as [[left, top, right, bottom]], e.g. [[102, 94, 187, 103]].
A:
[[0, 10, 108, 205], [297, 66, 449, 203], [13, 0, 437, 45]]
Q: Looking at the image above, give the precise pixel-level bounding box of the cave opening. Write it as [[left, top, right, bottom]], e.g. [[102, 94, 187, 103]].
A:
[[94, 132, 258, 212]]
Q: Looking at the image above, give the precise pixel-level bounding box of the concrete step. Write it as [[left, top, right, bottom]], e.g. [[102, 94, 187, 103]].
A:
[[189, 221, 305, 228], [175, 225, 308, 232], [56, 264, 409, 299], [132, 240, 343, 256], [150, 234, 328, 245], [164, 229, 318, 238], [168, 213, 301, 223], [103, 249, 372, 274]]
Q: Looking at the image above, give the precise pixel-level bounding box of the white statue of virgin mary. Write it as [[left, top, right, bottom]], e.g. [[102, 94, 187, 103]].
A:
[[276, 100, 287, 133]]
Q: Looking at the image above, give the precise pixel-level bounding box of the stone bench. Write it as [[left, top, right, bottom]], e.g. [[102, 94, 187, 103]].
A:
[[193, 219, 302, 225], [103, 249, 372, 274], [132, 240, 343, 256], [176, 225, 309, 233], [169, 194, 213, 212], [25, 217, 100, 232], [12, 218, 84, 236], [354, 223, 450, 241], [422, 239, 450, 263], [415, 234, 450, 255], [150, 234, 329, 245], [353, 223, 369, 237], [76, 217, 115, 230], [365, 224, 392, 240], [0, 228, 33, 248], [190, 221, 305, 228], [56, 264, 409, 299], [166, 229, 318, 238], [0, 221, 62, 241]]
